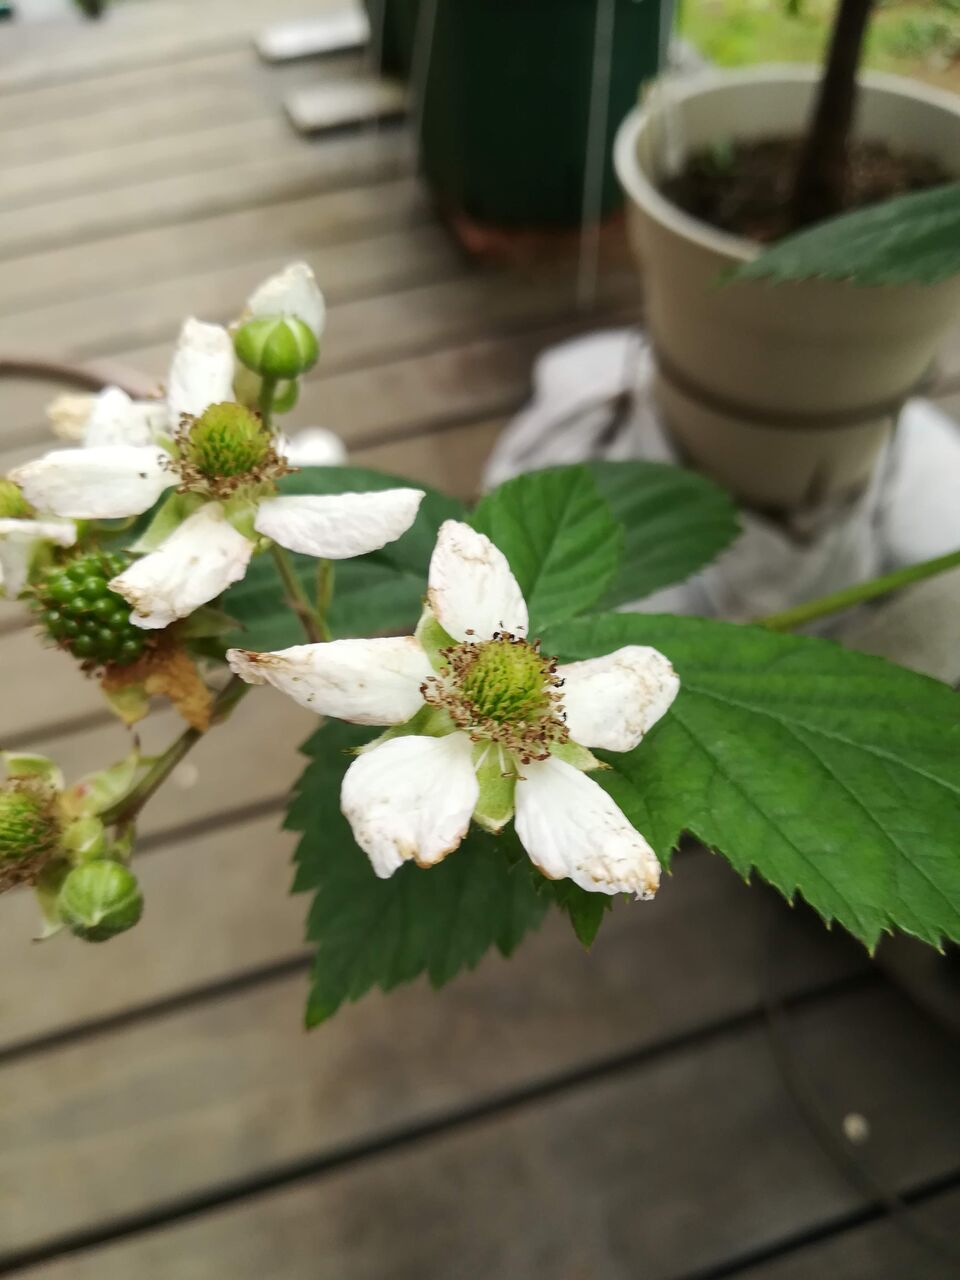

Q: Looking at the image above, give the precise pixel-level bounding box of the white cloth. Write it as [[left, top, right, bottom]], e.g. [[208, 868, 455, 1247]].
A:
[[484, 329, 960, 627]]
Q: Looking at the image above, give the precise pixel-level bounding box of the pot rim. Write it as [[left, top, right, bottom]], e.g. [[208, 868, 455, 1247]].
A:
[[613, 63, 960, 265]]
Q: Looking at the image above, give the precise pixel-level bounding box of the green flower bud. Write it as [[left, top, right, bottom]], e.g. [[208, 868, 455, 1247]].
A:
[[58, 861, 143, 943], [234, 315, 319, 381], [182, 402, 272, 480], [0, 477, 33, 519]]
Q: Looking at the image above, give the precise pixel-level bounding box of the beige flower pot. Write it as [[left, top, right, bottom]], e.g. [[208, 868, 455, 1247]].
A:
[[614, 67, 960, 510]]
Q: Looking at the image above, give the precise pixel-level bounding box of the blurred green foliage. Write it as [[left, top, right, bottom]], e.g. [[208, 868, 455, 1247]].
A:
[[681, 0, 959, 83]]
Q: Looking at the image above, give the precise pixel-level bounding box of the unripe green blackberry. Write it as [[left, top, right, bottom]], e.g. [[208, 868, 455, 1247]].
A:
[[0, 784, 59, 888], [36, 552, 146, 668], [58, 861, 143, 943]]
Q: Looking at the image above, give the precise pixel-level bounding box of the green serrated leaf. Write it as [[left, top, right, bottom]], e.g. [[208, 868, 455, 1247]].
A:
[[733, 182, 960, 287], [541, 878, 613, 948], [222, 466, 465, 649], [287, 720, 549, 1024], [584, 461, 739, 606], [471, 465, 623, 632], [544, 613, 960, 951]]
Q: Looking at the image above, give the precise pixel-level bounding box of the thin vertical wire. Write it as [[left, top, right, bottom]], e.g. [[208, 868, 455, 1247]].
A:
[[407, 0, 440, 174], [577, 0, 617, 311], [365, 0, 387, 141]]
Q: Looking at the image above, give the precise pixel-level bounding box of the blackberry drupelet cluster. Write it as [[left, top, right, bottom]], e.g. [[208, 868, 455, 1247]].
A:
[[37, 552, 148, 668]]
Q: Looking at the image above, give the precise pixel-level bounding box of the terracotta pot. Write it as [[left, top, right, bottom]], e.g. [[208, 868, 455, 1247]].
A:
[[614, 66, 960, 510]]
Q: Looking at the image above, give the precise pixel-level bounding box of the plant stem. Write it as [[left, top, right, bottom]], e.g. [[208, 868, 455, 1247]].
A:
[[270, 543, 330, 643], [101, 676, 249, 827], [258, 375, 277, 430], [790, 0, 876, 230], [760, 547, 960, 632]]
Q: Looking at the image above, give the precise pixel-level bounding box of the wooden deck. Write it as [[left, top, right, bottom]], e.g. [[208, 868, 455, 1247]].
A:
[[2, 4, 959, 1277]]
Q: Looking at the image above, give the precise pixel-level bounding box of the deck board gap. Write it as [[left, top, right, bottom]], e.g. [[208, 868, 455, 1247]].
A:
[[675, 1168, 960, 1280]]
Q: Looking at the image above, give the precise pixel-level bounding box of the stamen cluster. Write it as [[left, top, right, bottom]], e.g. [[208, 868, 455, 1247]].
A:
[[421, 631, 568, 764]]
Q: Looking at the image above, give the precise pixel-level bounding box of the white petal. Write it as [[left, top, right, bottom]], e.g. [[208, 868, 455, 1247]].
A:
[[83, 387, 169, 448], [279, 427, 347, 467], [11, 446, 172, 519], [109, 503, 252, 629], [427, 519, 528, 643], [515, 756, 661, 898], [226, 636, 431, 724], [558, 646, 680, 752], [167, 318, 236, 421], [341, 732, 478, 878], [0, 518, 76, 597], [247, 262, 326, 339], [254, 489, 424, 559]]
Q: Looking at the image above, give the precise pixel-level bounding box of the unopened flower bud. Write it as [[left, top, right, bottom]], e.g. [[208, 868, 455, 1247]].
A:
[[57, 861, 143, 943], [234, 315, 319, 381]]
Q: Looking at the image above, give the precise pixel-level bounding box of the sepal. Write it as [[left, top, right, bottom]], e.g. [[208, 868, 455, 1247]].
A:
[[472, 743, 516, 834], [415, 608, 456, 672], [2, 751, 64, 791]]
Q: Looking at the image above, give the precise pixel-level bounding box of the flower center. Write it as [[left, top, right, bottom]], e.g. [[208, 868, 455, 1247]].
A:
[[0, 478, 33, 520], [422, 632, 568, 764], [0, 784, 59, 882], [181, 403, 272, 479]]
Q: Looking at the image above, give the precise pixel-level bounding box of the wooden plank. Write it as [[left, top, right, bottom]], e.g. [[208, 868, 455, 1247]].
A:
[[0, 0, 329, 92], [0, 813, 305, 1052], [0, 138, 412, 261], [745, 1188, 960, 1279], [3, 116, 306, 210], [1, 628, 105, 743], [0, 224, 461, 367], [0, 47, 293, 131], [286, 77, 409, 135], [0, 853, 868, 1254], [0, 160, 420, 315], [0, 80, 291, 169], [10, 983, 959, 1277], [256, 7, 370, 62]]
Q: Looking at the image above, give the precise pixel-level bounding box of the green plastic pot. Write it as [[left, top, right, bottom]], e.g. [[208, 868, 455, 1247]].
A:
[[366, 0, 670, 228]]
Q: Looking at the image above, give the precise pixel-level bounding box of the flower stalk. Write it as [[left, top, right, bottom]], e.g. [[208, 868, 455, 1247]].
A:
[[270, 543, 330, 643], [100, 675, 249, 827], [760, 546, 960, 632]]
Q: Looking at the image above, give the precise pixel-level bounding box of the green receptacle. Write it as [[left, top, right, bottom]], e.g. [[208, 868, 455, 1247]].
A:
[[365, 0, 671, 228]]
